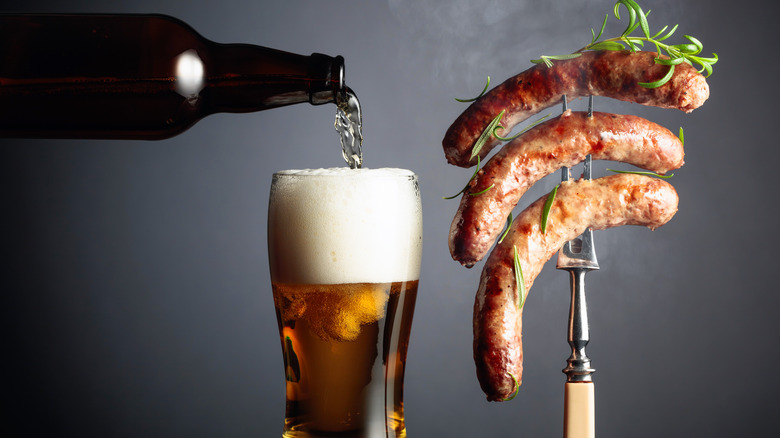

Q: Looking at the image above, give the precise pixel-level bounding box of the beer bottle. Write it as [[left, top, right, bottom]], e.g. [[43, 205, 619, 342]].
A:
[[0, 14, 346, 139]]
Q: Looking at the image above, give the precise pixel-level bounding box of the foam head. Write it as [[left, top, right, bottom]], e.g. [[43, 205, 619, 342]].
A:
[[268, 168, 422, 285]]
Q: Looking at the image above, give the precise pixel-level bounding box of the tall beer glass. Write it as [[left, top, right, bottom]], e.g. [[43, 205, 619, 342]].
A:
[[268, 168, 422, 438]]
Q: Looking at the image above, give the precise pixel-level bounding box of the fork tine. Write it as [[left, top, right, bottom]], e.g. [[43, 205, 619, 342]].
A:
[[561, 95, 571, 182], [584, 154, 592, 180], [561, 166, 570, 182], [557, 95, 598, 270], [585, 95, 594, 179], [587, 94, 593, 117]]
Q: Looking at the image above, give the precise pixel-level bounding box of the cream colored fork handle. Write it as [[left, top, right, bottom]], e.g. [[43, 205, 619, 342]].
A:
[[564, 382, 595, 438]]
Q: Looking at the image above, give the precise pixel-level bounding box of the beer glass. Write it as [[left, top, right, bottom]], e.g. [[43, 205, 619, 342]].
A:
[[268, 168, 422, 438]]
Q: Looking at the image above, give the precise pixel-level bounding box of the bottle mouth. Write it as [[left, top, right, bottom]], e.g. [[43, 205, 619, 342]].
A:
[[334, 55, 345, 93], [309, 53, 345, 105]]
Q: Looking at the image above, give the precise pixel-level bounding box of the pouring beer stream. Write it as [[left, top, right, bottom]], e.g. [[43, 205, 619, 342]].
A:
[[335, 87, 364, 169]]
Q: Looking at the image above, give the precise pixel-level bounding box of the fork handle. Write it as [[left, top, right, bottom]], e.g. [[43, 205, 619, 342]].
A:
[[564, 381, 595, 438], [563, 268, 595, 379]]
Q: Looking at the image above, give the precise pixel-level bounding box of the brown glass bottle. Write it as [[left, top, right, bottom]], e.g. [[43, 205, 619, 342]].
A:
[[0, 14, 346, 139]]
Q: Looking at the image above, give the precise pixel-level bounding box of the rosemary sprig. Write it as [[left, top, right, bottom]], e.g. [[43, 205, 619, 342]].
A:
[[513, 245, 526, 310], [531, 0, 718, 88], [455, 76, 490, 102], [541, 184, 559, 234], [678, 127, 684, 145], [607, 168, 674, 178]]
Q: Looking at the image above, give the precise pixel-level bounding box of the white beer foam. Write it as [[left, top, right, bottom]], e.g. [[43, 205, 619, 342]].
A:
[[269, 168, 422, 285]]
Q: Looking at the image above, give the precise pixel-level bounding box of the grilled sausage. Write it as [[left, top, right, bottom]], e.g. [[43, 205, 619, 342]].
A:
[[473, 174, 678, 401], [450, 110, 684, 267], [443, 50, 709, 168]]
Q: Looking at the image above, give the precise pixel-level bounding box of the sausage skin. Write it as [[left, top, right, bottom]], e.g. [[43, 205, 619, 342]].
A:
[[473, 174, 678, 401], [450, 110, 684, 267], [444, 50, 709, 167]]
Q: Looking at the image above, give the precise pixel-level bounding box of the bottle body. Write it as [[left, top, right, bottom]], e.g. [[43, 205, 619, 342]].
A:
[[0, 14, 344, 139]]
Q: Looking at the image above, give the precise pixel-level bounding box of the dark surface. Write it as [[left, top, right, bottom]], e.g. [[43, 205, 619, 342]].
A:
[[2, 0, 777, 436]]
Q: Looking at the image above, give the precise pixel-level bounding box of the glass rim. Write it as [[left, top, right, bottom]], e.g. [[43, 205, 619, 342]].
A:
[[272, 167, 417, 180]]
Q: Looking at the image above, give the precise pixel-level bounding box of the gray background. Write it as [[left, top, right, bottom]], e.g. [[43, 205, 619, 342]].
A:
[[1, 0, 777, 436]]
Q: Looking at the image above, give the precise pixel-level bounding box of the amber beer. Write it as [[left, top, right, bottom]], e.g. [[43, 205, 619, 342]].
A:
[[268, 168, 422, 438]]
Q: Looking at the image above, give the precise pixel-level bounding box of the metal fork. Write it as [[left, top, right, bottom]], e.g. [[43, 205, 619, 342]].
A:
[[557, 95, 597, 438]]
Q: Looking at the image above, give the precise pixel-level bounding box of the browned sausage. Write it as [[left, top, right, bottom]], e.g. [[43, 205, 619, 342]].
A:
[[474, 174, 678, 401], [450, 110, 684, 267], [443, 50, 709, 168]]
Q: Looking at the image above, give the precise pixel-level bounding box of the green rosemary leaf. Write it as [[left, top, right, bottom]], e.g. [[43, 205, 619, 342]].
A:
[[693, 53, 719, 64], [617, 0, 650, 38], [552, 54, 585, 61], [624, 36, 639, 52], [455, 76, 491, 103], [470, 110, 505, 160], [499, 212, 513, 244], [613, 1, 622, 21], [530, 56, 554, 67], [671, 43, 700, 54], [615, 0, 635, 37], [654, 55, 685, 66], [699, 61, 713, 76], [625, 8, 650, 37], [652, 41, 663, 57], [591, 14, 608, 44], [588, 40, 625, 51], [625, 37, 645, 50], [513, 246, 526, 310], [638, 63, 675, 88], [684, 35, 703, 54], [657, 23, 679, 41], [492, 127, 519, 142], [531, 53, 583, 67], [651, 24, 669, 40], [469, 183, 495, 196], [635, 2, 651, 38], [607, 168, 674, 179], [502, 372, 521, 401], [541, 184, 559, 234], [597, 14, 608, 40], [442, 156, 483, 199], [678, 127, 684, 146], [442, 184, 468, 200], [442, 187, 467, 200], [493, 114, 550, 142]]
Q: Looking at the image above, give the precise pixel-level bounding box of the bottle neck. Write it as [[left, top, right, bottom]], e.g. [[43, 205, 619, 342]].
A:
[[0, 14, 347, 139], [203, 44, 345, 113]]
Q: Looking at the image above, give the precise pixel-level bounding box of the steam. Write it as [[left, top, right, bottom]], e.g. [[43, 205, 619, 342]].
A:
[[387, 0, 605, 87], [387, 0, 532, 40]]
